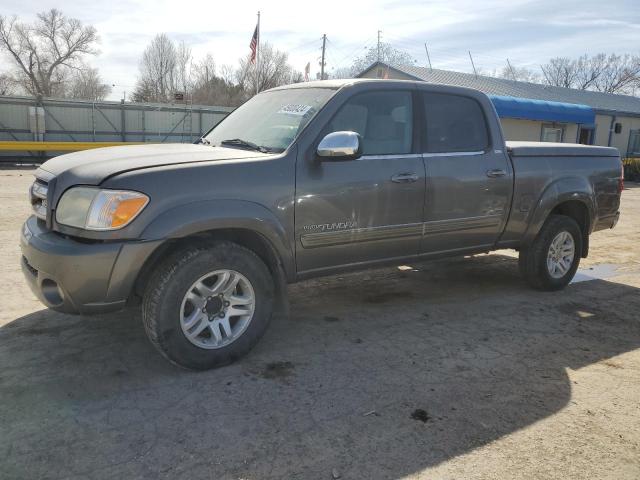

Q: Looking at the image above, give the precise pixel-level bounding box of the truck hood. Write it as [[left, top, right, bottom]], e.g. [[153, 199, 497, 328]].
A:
[[37, 143, 273, 185]]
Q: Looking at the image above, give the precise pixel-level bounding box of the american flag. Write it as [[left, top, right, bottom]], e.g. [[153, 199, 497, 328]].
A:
[[249, 25, 258, 64]]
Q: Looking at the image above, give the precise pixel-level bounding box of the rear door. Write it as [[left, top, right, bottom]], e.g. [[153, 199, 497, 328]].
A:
[[294, 89, 426, 275], [419, 91, 513, 254]]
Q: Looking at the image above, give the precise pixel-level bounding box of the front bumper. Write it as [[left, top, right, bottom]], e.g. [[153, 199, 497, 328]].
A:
[[20, 215, 161, 315]]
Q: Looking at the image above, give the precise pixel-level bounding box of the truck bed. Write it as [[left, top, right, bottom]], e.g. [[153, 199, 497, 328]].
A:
[[500, 140, 622, 246]]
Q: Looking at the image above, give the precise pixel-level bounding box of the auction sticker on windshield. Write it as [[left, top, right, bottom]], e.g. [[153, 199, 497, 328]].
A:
[[277, 104, 312, 116]]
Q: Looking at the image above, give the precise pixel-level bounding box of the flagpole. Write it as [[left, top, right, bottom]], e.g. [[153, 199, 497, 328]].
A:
[[255, 11, 260, 95]]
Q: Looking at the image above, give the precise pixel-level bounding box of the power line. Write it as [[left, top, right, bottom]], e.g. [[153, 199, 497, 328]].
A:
[[327, 37, 377, 69], [288, 36, 324, 53], [381, 31, 540, 69]]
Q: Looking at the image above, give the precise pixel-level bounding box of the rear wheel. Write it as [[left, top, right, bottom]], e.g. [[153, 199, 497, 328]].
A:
[[142, 242, 274, 370], [519, 214, 582, 291]]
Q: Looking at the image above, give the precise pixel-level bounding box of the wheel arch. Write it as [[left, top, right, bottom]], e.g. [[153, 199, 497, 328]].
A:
[[522, 177, 596, 258], [129, 199, 295, 302], [132, 227, 290, 302], [549, 200, 591, 257]]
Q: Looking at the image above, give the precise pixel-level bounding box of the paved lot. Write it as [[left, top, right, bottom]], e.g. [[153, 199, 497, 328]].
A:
[[1, 168, 639, 480]]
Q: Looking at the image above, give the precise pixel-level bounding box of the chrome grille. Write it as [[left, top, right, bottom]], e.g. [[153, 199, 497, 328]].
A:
[[30, 179, 48, 220]]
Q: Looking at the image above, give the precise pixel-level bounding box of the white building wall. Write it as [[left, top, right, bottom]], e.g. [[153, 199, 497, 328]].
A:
[[611, 116, 640, 157], [594, 114, 612, 147], [594, 113, 640, 156], [500, 119, 542, 141]]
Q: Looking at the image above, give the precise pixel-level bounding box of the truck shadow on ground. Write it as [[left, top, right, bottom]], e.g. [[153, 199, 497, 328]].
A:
[[1, 254, 639, 479]]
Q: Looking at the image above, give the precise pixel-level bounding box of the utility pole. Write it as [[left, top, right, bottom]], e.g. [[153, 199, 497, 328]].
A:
[[377, 30, 382, 62], [424, 43, 432, 71], [320, 34, 327, 80], [468, 50, 478, 78]]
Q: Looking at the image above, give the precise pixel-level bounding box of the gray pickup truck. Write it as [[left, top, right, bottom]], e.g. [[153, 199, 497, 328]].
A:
[[21, 79, 623, 369]]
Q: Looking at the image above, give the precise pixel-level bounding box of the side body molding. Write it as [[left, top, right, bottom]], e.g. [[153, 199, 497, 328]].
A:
[[521, 176, 596, 246], [141, 199, 295, 279]]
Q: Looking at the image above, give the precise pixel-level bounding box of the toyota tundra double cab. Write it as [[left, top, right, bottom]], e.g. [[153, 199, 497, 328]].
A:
[[21, 79, 623, 370]]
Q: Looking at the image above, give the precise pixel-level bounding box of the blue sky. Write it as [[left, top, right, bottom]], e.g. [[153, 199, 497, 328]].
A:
[[2, 0, 639, 100]]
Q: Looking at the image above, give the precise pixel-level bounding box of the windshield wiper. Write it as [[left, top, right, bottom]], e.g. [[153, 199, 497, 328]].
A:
[[195, 137, 211, 145], [220, 138, 270, 153]]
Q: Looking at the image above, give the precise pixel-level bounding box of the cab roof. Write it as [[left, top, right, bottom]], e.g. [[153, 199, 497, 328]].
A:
[[268, 78, 420, 91]]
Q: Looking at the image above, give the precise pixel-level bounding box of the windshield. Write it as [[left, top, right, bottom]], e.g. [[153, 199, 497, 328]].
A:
[[204, 87, 336, 153]]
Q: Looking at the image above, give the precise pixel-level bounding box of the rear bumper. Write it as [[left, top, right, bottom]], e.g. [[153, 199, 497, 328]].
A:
[[593, 211, 620, 232], [20, 215, 161, 315], [611, 211, 620, 229]]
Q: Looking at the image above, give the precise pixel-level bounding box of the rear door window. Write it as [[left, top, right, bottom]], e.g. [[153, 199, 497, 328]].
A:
[[421, 93, 489, 153]]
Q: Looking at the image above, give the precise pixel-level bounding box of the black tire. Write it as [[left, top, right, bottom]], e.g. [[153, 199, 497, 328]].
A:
[[519, 214, 583, 291], [142, 242, 274, 370]]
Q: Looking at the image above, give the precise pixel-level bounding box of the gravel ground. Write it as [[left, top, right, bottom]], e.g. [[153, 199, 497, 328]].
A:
[[1, 168, 639, 480]]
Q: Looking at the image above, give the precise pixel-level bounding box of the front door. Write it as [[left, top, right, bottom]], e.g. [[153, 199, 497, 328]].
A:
[[419, 91, 513, 254], [295, 89, 426, 275]]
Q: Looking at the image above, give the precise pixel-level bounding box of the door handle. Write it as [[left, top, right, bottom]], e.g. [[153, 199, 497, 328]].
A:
[[391, 172, 419, 183], [486, 169, 507, 178]]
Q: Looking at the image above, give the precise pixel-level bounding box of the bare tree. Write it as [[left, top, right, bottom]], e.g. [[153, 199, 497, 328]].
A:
[[540, 53, 640, 95], [133, 33, 181, 102], [175, 40, 192, 94], [236, 42, 301, 94], [0, 9, 98, 97], [498, 64, 540, 83], [594, 54, 640, 94], [474, 67, 499, 78], [218, 64, 236, 85], [348, 42, 416, 76], [0, 73, 14, 95], [290, 70, 305, 84], [67, 66, 111, 100], [131, 77, 156, 103], [192, 76, 245, 107], [190, 55, 244, 107], [191, 54, 216, 86], [573, 54, 604, 90], [329, 66, 355, 79], [540, 57, 579, 88]]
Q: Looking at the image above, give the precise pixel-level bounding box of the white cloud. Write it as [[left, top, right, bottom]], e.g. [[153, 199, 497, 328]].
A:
[[2, 0, 639, 100]]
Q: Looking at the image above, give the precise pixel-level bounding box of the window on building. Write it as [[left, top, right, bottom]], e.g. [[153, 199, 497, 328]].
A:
[[422, 93, 489, 153], [628, 130, 640, 157], [578, 127, 595, 145], [541, 124, 564, 143], [328, 90, 413, 155]]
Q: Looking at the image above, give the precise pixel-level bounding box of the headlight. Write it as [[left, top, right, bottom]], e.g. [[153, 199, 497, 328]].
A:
[[56, 187, 149, 230]]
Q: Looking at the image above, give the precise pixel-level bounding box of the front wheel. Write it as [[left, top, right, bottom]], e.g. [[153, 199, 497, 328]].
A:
[[142, 242, 275, 370], [519, 214, 582, 291]]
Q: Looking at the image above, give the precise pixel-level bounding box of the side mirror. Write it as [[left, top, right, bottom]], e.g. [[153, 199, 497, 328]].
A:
[[317, 131, 362, 160]]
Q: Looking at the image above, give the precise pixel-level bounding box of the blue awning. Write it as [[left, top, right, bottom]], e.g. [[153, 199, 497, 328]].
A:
[[488, 95, 595, 124]]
